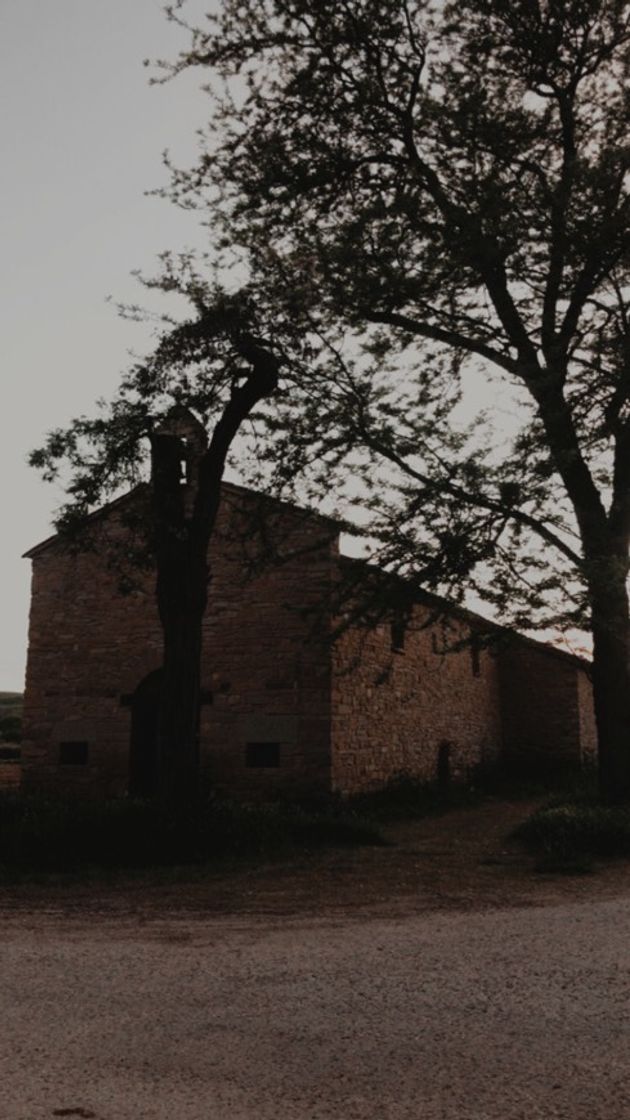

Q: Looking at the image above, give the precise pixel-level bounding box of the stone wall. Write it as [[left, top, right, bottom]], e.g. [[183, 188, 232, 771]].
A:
[[21, 484, 338, 799], [21, 480, 597, 800], [21, 528, 163, 798], [331, 608, 504, 794], [197, 488, 337, 799], [498, 641, 589, 774]]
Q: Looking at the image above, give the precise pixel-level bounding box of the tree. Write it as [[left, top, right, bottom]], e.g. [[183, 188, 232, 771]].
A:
[[150, 0, 630, 800], [31, 288, 283, 803]]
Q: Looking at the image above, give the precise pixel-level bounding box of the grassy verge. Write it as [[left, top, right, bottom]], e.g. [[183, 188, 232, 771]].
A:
[[345, 766, 591, 822], [1, 768, 595, 882], [0, 791, 385, 881], [0, 772, 489, 882], [346, 773, 484, 821]]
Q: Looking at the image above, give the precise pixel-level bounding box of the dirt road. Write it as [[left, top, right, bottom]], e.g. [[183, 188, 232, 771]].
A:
[[2, 801, 630, 1120], [2, 897, 630, 1120]]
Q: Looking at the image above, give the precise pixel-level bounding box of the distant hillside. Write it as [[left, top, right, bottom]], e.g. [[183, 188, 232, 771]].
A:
[[0, 692, 22, 743]]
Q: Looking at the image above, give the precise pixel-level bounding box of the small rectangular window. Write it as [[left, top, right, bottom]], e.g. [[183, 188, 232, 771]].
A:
[[59, 741, 89, 766], [391, 616, 407, 653], [246, 742, 280, 768]]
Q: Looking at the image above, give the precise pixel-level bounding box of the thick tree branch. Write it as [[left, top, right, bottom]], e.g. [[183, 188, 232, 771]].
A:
[[365, 309, 517, 374], [559, 199, 629, 349], [609, 428, 630, 543], [355, 417, 583, 569], [532, 384, 609, 551], [542, 92, 577, 353], [193, 335, 281, 542]]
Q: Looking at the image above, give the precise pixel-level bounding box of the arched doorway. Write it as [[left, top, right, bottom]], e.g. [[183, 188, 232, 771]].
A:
[[128, 669, 162, 797]]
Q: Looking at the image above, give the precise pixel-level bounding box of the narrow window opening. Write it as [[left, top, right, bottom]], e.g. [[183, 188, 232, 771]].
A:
[[391, 615, 407, 653], [431, 621, 449, 655], [179, 437, 191, 485], [437, 742, 451, 790], [470, 636, 481, 677], [59, 741, 89, 766], [246, 742, 280, 768]]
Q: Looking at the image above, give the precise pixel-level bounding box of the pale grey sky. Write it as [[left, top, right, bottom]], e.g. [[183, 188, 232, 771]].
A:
[[0, 2, 582, 694], [1, 0, 217, 690]]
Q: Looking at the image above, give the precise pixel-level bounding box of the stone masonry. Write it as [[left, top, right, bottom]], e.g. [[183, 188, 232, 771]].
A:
[[20, 482, 596, 799]]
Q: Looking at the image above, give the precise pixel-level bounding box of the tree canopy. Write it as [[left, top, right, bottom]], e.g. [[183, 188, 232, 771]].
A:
[[30, 286, 288, 801], [31, 0, 630, 799], [152, 0, 629, 640]]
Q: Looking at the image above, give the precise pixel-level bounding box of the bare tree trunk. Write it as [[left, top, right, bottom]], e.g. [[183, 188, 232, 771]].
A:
[[148, 340, 280, 805], [530, 381, 630, 803], [590, 573, 630, 803], [150, 430, 209, 805], [156, 546, 208, 805]]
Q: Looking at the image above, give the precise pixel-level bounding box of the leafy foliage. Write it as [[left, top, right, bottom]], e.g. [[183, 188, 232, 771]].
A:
[[514, 798, 630, 866], [30, 285, 285, 531], [151, 0, 630, 638], [28, 1, 630, 801]]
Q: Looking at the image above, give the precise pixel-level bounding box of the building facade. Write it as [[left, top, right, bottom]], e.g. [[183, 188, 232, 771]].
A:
[[20, 482, 597, 799]]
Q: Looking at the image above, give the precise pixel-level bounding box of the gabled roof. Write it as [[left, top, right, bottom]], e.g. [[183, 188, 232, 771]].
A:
[[337, 555, 591, 671], [23, 484, 589, 671], [23, 480, 340, 560], [23, 486, 149, 560]]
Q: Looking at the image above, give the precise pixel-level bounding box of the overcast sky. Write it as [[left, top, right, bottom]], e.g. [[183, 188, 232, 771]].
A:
[[1, 0, 217, 690], [0, 2, 582, 695]]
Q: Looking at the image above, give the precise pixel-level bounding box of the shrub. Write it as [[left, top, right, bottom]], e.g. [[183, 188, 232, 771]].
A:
[[0, 715, 21, 743], [347, 771, 481, 821], [513, 800, 630, 868], [0, 791, 384, 877]]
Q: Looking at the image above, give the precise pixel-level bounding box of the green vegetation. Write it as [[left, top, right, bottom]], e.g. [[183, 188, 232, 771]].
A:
[[0, 791, 384, 879], [30, 1, 630, 806], [348, 772, 483, 822], [0, 773, 489, 880], [0, 719, 21, 745], [150, 0, 630, 805], [4, 767, 614, 881], [513, 790, 630, 873], [0, 693, 22, 744]]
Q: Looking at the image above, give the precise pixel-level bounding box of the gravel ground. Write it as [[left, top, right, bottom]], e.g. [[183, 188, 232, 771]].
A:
[[2, 896, 630, 1120]]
